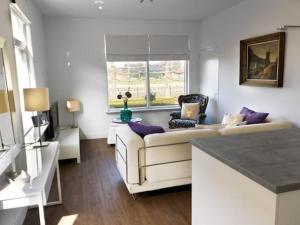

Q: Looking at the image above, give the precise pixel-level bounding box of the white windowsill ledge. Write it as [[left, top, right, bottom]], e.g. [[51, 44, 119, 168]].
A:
[[106, 106, 180, 114]]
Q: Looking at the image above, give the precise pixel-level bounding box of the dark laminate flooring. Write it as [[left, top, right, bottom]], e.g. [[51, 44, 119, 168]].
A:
[[23, 139, 191, 225]]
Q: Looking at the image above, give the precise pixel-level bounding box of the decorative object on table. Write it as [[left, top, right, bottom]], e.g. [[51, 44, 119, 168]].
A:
[[66, 99, 81, 128], [240, 32, 285, 87], [117, 88, 132, 122], [6, 170, 31, 186], [128, 122, 165, 138], [23, 88, 50, 148], [240, 107, 269, 124], [169, 94, 209, 129]]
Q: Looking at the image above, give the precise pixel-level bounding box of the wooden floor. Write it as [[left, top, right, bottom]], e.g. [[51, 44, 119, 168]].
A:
[[23, 139, 191, 225]]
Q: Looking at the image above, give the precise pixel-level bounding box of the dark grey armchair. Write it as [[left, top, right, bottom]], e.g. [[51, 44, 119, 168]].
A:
[[168, 94, 209, 129]]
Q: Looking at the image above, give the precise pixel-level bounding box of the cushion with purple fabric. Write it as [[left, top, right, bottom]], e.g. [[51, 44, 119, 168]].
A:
[[128, 122, 165, 138], [240, 107, 269, 124]]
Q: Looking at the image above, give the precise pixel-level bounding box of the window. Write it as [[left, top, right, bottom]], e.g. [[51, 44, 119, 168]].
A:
[[10, 4, 35, 135], [105, 35, 189, 110]]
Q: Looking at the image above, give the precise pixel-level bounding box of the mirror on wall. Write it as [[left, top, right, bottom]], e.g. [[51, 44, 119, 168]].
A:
[[0, 36, 15, 157]]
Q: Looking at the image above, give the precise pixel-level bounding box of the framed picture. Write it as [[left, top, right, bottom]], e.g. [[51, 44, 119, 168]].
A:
[[240, 32, 285, 87]]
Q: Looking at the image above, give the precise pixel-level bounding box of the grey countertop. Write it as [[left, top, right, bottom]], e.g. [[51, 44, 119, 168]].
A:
[[191, 128, 300, 194]]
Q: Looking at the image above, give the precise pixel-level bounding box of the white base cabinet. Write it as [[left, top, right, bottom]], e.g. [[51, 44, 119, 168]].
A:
[[192, 146, 300, 225], [58, 127, 80, 163]]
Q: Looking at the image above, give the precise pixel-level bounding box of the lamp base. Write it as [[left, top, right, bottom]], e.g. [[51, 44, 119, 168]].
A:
[[32, 142, 50, 148]]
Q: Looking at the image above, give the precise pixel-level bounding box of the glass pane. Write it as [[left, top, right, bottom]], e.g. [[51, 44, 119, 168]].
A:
[[149, 61, 186, 107], [11, 11, 26, 44], [15, 48, 33, 134], [107, 62, 147, 109]]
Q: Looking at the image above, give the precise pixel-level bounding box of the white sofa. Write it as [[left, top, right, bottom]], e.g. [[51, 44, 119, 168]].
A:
[[115, 120, 292, 194]]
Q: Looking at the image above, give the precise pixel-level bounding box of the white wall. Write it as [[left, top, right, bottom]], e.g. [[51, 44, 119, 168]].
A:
[[44, 18, 200, 139], [199, 0, 300, 124], [0, 0, 48, 224]]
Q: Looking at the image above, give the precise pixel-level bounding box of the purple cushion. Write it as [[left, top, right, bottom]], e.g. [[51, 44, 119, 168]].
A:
[[240, 107, 269, 125], [128, 122, 165, 138]]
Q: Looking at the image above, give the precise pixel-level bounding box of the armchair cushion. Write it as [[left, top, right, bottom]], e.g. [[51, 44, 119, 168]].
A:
[[181, 103, 200, 120], [168, 119, 197, 129], [170, 111, 181, 120]]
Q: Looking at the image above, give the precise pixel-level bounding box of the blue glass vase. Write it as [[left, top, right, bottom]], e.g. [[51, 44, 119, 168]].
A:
[[120, 102, 132, 122]]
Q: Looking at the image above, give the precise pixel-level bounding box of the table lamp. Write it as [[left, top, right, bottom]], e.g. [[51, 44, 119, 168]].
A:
[[0, 90, 10, 151], [23, 88, 50, 148], [66, 99, 81, 128]]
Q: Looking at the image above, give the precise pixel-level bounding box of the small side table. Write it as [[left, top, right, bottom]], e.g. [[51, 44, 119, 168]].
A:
[[107, 117, 142, 145], [58, 127, 80, 163]]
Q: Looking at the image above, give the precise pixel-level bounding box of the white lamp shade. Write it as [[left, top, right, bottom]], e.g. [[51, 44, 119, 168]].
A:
[[0, 90, 9, 114], [23, 88, 50, 112], [66, 99, 81, 112]]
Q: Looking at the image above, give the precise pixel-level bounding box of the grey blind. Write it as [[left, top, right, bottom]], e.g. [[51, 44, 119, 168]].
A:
[[148, 35, 190, 61], [105, 34, 190, 61], [105, 34, 148, 62]]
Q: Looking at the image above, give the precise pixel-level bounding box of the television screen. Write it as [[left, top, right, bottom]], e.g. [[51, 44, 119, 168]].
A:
[[43, 101, 59, 141]]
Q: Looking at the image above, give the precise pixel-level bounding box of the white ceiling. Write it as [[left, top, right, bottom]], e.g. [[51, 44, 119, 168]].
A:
[[33, 0, 245, 21]]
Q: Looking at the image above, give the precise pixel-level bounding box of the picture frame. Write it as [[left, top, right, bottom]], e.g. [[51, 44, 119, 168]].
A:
[[240, 32, 285, 87]]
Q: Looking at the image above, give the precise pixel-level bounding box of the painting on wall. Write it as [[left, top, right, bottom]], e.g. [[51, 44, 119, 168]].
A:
[[240, 32, 285, 87]]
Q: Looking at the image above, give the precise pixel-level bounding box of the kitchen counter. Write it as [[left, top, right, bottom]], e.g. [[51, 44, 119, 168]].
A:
[[192, 128, 300, 194], [192, 128, 300, 225]]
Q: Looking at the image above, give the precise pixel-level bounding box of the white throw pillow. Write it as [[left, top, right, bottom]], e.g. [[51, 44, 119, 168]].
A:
[[181, 103, 200, 120], [222, 114, 245, 128]]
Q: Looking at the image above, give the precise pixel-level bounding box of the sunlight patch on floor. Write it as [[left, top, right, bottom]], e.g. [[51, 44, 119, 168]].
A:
[[58, 214, 78, 225]]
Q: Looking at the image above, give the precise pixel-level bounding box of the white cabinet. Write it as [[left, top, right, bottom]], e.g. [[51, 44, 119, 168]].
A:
[[58, 128, 80, 163]]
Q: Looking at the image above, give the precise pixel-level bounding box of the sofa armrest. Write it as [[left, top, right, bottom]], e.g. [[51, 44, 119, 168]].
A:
[[219, 120, 293, 136], [116, 125, 144, 184], [170, 111, 181, 120]]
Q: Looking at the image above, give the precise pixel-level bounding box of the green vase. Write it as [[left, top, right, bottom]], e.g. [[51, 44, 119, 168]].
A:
[[120, 102, 132, 122]]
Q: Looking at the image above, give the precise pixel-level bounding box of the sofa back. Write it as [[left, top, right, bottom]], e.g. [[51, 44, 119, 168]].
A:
[[219, 120, 293, 136]]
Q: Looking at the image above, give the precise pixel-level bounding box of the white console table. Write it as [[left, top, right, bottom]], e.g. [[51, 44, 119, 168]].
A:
[[58, 127, 80, 163], [0, 142, 62, 225]]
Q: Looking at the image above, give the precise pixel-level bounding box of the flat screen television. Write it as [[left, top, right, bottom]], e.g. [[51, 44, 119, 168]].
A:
[[43, 101, 59, 141]]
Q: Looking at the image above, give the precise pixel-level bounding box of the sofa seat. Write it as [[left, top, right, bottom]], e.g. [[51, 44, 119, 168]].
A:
[[143, 129, 219, 183]]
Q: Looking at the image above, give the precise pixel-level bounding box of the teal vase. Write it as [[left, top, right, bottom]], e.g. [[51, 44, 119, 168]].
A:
[[120, 102, 132, 122]]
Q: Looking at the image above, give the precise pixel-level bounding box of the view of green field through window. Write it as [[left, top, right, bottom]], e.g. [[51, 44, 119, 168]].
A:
[[107, 61, 186, 109]]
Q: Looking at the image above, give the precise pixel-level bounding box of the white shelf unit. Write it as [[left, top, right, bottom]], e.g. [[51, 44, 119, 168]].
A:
[[58, 127, 80, 163]]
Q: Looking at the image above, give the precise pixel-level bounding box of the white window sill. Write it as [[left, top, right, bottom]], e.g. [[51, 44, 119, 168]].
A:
[[106, 106, 180, 114]]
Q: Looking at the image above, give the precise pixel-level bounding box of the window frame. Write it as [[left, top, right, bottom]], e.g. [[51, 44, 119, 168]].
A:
[[10, 3, 36, 135], [106, 59, 189, 113]]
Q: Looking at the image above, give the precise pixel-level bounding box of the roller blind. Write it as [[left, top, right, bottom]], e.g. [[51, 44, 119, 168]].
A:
[[148, 35, 190, 61], [105, 34, 148, 62], [105, 34, 190, 61]]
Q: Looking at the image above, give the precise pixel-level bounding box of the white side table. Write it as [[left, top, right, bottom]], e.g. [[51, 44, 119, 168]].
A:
[[58, 127, 80, 163], [107, 118, 142, 145]]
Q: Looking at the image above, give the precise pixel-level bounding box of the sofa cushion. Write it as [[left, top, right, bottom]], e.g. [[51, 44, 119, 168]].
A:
[[240, 107, 269, 124], [221, 114, 245, 127], [128, 122, 165, 138]]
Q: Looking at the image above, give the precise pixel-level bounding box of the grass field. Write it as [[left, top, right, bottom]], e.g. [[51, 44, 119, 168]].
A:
[[109, 97, 177, 108]]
